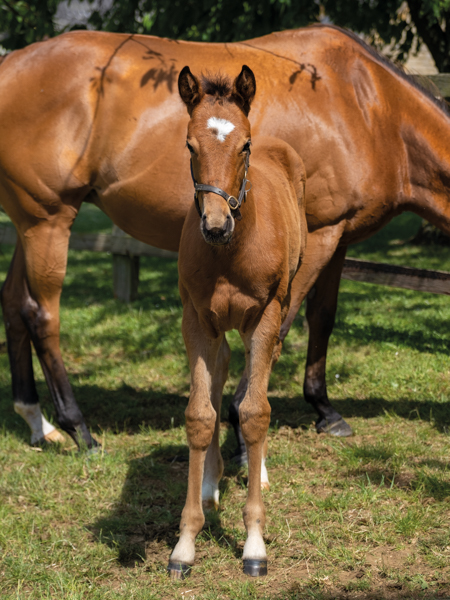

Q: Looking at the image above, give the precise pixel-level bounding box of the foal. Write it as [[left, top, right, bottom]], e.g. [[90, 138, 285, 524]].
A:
[[168, 65, 307, 578]]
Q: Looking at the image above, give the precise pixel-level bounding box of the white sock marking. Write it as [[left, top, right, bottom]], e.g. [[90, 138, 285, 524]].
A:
[[207, 117, 235, 142], [14, 402, 56, 445], [243, 531, 267, 560], [261, 457, 269, 487]]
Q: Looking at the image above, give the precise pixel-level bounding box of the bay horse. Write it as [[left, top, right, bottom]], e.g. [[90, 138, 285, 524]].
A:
[[168, 64, 306, 579], [1, 25, 450, 454]]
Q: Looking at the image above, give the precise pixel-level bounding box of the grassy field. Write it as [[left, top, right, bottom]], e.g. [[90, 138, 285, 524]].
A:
[[0, 207, 449, 599]]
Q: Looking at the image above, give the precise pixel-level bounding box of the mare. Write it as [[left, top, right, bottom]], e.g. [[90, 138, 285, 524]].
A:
[[1, 25, 450, 454], [168, 64, 306, 579]]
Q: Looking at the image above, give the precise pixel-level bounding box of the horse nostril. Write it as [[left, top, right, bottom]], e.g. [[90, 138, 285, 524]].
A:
[[202, 214, 207, 221]]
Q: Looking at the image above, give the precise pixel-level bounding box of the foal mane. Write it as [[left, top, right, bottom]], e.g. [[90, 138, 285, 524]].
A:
[[312, 24, 450, 118], [202, 73, 232, 99]]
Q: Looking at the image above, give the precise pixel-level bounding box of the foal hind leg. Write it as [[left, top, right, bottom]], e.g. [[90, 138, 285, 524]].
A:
[[16, 213, 97, 449], [1, 242, 64, 444], [202, 335, 230, 511], [304, 246, 352, 436]]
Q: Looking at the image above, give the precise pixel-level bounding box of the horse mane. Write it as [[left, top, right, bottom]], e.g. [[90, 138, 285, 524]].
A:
[[201, 73, 232, 99], [311, 23, 450, 117]]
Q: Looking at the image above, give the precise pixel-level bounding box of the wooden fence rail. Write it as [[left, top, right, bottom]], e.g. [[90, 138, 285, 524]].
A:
[[1, 225, 449, 300]]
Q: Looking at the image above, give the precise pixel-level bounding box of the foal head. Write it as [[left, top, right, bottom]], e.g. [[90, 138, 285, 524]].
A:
[[178, 65, 256, 245]]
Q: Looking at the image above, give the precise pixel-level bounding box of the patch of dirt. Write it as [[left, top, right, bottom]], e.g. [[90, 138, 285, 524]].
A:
[[365, 545, 412, 569]]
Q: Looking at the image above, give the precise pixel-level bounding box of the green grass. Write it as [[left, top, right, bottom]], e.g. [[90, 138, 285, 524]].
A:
[[0, 207, 449, 599]]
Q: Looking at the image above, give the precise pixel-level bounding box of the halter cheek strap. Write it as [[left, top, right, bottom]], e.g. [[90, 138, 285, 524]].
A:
[[189, 149, 252, 221]]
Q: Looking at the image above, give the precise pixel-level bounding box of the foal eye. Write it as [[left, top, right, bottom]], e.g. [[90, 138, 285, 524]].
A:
[[242, 141, 251, 153], [186, 141, 195, 154]]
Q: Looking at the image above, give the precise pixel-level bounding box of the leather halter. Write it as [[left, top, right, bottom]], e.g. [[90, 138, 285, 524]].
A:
[[189, 148, 252, 221]]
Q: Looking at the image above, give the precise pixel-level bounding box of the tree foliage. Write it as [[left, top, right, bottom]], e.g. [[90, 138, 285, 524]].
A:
[[324, 0, 450, 72], [1, 0, 450, 73], [0, 0, 59, 49]]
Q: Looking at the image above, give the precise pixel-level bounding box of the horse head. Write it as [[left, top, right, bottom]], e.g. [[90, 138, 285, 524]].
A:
[[178, 65, 256, 245]]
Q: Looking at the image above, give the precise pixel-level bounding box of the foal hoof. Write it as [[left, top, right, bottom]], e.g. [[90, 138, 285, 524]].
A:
[[243, 559, 267, 577], [316, 417, 352, 437], [167, 561, 192, 580]]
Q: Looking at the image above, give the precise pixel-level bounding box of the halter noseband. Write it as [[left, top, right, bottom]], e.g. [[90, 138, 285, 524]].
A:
[[189, 148, 252, 222]]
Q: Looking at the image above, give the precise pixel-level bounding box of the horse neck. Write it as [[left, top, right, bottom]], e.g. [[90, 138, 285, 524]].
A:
[[402, 97, 450, 234]]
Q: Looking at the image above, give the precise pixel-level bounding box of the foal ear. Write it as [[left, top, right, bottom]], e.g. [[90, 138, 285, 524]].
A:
[[232, 65, 256, 116], [178, 66, 203, 114]]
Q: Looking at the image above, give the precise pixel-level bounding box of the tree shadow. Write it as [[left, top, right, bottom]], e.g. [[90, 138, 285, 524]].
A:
[[2, 372, 449, 446], [90, 426, 244, 567]]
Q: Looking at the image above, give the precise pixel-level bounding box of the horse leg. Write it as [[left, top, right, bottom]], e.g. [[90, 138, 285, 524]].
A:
[[229, 226, 347, 460], [1, 241, 65, 444], [168, 299, 222, 579], [239, 301, 281, 577], [228, 365, 248, 465], [15, 214, 97, 449], [304, 246, 352, 436], [202, 335, 230, 510]]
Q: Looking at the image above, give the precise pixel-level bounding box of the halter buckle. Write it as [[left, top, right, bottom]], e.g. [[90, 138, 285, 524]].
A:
[[227, 196, 239, 210]]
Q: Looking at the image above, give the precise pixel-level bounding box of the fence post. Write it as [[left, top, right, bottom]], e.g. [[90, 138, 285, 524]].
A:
[[112, 226, 140, 302]]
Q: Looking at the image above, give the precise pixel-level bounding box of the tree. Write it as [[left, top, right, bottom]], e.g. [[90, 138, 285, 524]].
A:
[[1, 0, 450, 75], [0, 0, 59, 49], [324, 0, 450, 73]]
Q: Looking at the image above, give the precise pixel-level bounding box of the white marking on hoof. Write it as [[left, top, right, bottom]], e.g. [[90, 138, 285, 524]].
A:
[[243, 532, 267, 561], [207, 117, 235, 142], [14, 402, 61, 445], [202, 477, 220, 510], [261, 457, 270, 490]]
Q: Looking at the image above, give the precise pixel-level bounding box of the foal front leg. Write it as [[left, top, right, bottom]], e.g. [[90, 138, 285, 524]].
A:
[[168, 300, 222, 579], [239, 301, 281, 577]]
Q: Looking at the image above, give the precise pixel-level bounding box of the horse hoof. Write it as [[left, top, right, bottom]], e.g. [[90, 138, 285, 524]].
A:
[[260, 481, 270, 491], [202, 499, 219, 511], [167, 561, 192, 580], [43, 429, 66, 444], [230, 449, 248, 467], [316, 417, 352, 437], [243, 559, 267, 577]]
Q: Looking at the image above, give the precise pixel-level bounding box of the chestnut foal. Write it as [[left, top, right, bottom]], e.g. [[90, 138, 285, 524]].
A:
[[168, 65, 307, 579]]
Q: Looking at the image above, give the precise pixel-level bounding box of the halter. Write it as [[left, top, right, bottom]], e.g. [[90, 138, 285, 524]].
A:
[[189, 147, 252, 221]]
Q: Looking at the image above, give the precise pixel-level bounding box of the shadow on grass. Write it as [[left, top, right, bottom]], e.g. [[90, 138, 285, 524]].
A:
[[2, 376, 450, 443], [90, 426, 243, 568]]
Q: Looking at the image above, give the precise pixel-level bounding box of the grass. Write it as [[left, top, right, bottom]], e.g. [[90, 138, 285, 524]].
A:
[[0, 206, 449, 599]]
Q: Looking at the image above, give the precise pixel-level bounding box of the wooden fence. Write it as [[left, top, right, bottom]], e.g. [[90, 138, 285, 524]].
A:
[[1, 224, 450, 301]]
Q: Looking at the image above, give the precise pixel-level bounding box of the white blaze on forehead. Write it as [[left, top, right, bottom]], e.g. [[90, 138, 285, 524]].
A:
[[207, 117, 235, 142]]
